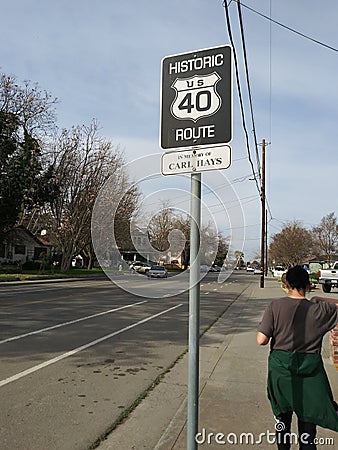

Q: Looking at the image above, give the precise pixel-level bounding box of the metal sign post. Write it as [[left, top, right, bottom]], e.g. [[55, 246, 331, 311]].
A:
[[187, 172, 201, 450], [160, 45, 233, 449]]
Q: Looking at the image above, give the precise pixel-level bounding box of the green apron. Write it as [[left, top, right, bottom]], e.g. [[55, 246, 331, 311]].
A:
[[267, 350, 338, 431]]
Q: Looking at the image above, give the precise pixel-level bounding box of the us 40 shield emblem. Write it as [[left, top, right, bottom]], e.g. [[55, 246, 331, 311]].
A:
[[170, 72, 222, 123]]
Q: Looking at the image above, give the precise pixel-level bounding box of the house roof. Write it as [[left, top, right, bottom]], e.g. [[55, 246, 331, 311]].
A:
[[34, 235, 52, 247], [5, 225, 52, 247], [302, 255, 338, 264]]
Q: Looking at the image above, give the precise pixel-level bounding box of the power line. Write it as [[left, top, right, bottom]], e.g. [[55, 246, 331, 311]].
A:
[[223, 2, 275, 222], [236, 0, 261, 179], [222, 1, 261, 196], [267, 0, 272, 222], [224, 2, 276, 273], [206, 194, 258, 209], [235, 1, 276, 223], [233, 155, 249, 162], [234, 0, 338, 54]]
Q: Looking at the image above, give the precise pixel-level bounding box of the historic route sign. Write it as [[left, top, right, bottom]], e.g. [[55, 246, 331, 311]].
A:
[[160, 45, 232, 150]]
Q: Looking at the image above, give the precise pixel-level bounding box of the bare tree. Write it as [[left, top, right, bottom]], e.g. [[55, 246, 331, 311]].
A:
[[269, 220, 313, 268], [0, 72, 57, 137], [234, 250, 244, 269], [81, 174, 138, 270], [215, 233, 229, 266], [312, 212, 338, 264], [147, 203, 227, 269], [172, 214, 190, 269], [49, 120, 132, 272], [147, 201, 174, 253], [91, 164, 140, 269], [112, 185, 140, 253]]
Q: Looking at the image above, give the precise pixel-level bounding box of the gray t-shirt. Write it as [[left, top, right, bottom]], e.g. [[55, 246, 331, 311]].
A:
[[258, 297, 338, 353]]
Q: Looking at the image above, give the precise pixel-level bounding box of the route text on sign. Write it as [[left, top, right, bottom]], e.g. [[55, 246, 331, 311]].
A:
[[175, 125, 215, 142]]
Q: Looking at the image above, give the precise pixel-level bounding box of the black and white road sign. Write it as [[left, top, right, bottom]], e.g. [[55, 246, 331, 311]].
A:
[[160, 45, 232, 150], [161, 145, 231, 176]]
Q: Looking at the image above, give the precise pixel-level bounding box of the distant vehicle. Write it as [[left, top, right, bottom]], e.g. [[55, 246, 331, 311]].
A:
[[129, 261, 152, 273], [246, 266, 255, 273], [272, 266, 286, 278], [318, 262, 338, 293], [302, 264, 310, 273], [254, 267, 261, 275], [209, 264, 222, 272], [146, 265, 168, 278]]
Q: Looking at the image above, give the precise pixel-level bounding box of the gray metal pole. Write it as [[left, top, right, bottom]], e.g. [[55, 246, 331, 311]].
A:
[[187, 172, 201, 449], [260, 139, 266, 288]]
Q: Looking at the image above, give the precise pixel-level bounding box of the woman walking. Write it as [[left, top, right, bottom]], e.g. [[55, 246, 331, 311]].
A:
[[257, 265, 338, 449]]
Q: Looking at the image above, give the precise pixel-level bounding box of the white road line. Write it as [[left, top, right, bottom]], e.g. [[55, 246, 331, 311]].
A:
[[0, 301, 147, 345], [0, 281, 93, 291], [0, 280, 111, 295], [0, 303, 183, 388]]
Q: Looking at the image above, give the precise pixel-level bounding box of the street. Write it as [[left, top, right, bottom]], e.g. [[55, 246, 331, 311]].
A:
[[0, 272, 255, 450]]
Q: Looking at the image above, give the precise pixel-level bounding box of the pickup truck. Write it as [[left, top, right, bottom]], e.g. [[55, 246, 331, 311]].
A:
[[272, 266, 286, 278], [318, 262, 338, 292]]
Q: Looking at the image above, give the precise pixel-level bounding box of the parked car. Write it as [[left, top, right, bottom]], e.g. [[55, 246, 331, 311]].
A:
[[254, 267, 261, 275], [146, 265, 168, 278], [246, 266, 255, 273], [209, 264, 222, 272], [129, 261, 152, 273]]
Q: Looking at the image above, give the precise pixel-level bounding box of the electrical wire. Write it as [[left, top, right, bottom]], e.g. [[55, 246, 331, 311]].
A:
[[234, 0, 338, 54], [235, 2, 276, 224], [222, 1, 261, 196], [236, 0, 261, 179], [223, 1, 275, 225], [267, 0, 273, 223], [223, 0, 276, 249]]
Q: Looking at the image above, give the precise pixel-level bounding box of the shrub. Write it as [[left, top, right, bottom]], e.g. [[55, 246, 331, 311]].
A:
[[0, 265, 21, 274], [310, 272, 319, 282], [22, 261, 40, 271]]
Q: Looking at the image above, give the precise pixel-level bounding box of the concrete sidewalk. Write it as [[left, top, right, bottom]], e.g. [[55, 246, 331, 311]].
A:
[[99, 278, 338, 450]]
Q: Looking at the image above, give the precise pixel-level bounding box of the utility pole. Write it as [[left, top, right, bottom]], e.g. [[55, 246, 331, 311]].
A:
[[260, 139, 266, 288], [265, 209, 268, 276]]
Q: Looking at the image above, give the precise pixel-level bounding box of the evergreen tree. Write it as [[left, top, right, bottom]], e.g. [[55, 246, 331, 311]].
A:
[[0, 111, 22, 234], [0, 73, 58, 239]]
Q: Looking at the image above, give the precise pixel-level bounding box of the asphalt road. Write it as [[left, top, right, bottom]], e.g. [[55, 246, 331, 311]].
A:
[[0, 271, 255, 450]]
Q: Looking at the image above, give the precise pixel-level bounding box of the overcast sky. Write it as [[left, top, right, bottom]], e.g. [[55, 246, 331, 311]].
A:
[[2, 0, 338, 260]]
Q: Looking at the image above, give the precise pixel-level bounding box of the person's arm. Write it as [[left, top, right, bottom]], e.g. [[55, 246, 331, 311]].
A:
[[257, 302, 273, 346], [256, 331, 270, 346], [311, 296, 338, 305]]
